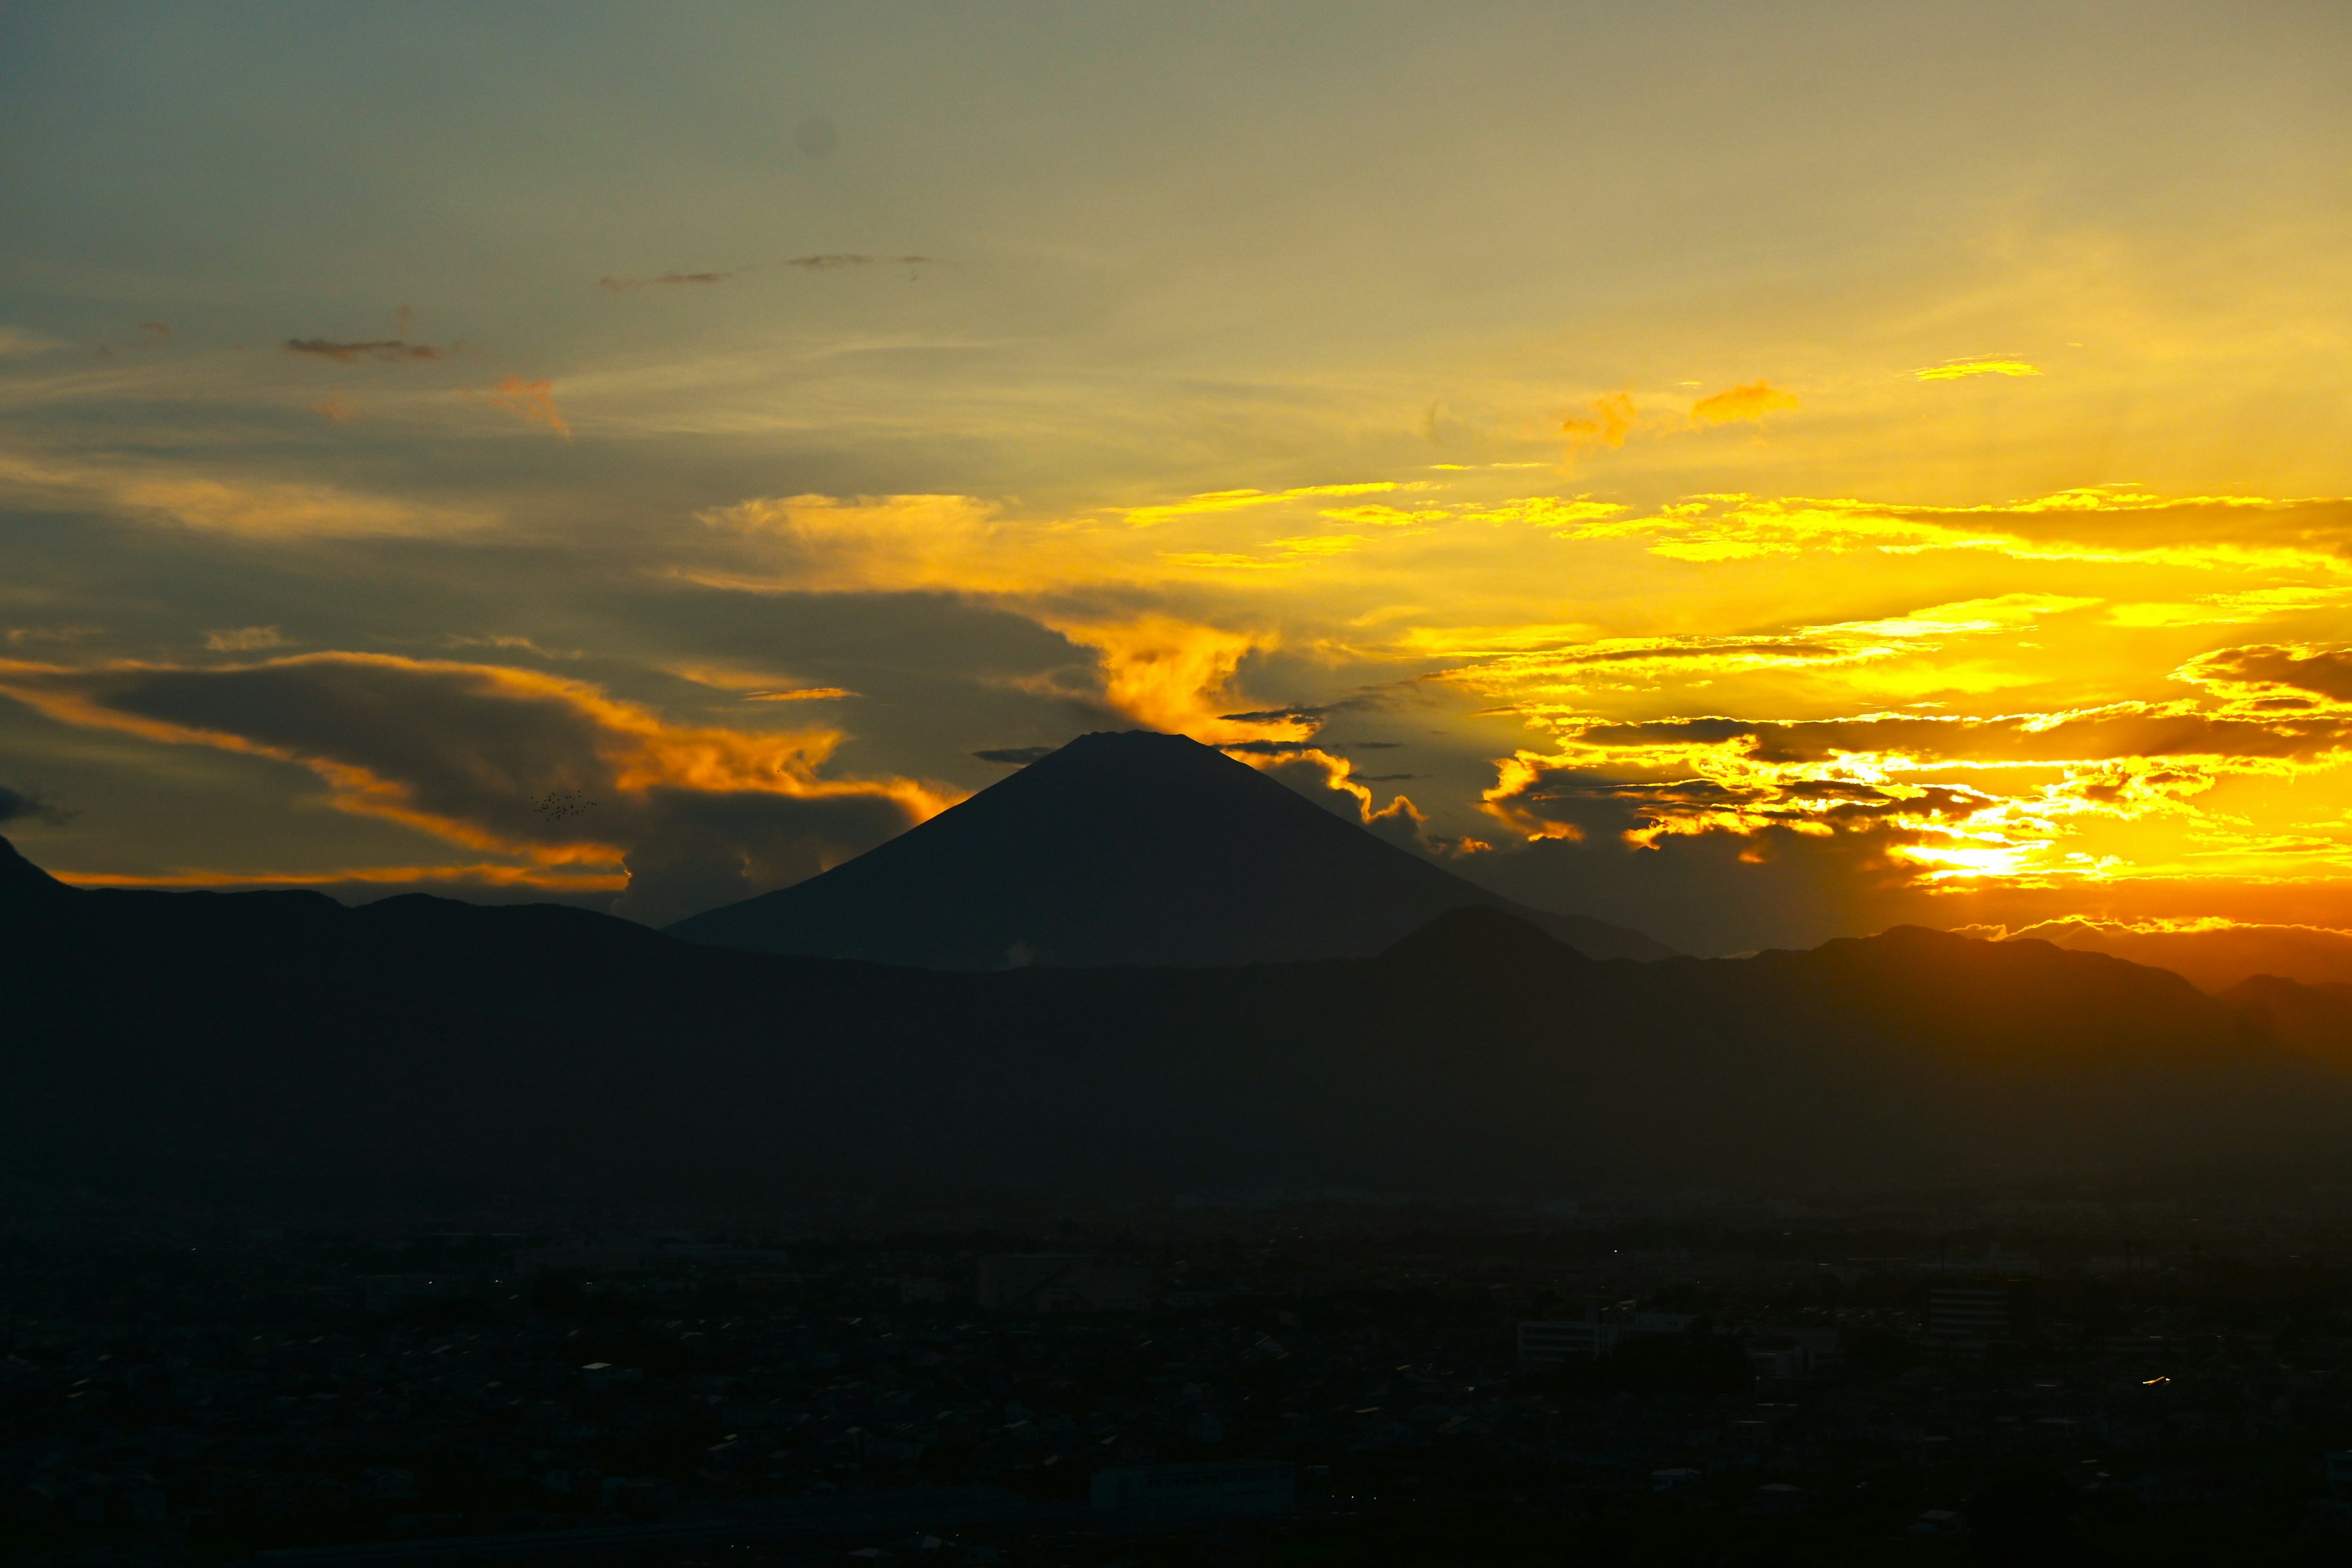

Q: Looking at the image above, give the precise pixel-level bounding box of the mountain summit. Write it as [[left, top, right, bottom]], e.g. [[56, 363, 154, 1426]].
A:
[[668, 730, 1670, 967]]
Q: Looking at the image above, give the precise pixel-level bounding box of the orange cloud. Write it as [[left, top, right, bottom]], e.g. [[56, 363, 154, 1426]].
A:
[[134, 321, 172, 342], [472, 375, 571, 437], [1561, 391, 1637, 451], [1690, 379, 1800, 426]]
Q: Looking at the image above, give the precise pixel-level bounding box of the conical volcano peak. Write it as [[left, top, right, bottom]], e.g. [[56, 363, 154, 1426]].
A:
[[1048, 728, 1212, 755], [1005, 729, 1276, 782], [669, 731, 1670, 969]]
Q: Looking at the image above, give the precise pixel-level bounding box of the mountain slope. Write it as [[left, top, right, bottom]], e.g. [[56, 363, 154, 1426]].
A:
[[2217, 974, 2352, 1068], [667, 730, 1672, 966], [7, 835, 2351, 1202], [2002, 917, 2352, 993]]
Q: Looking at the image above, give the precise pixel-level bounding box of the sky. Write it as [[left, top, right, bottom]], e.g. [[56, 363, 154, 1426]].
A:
[[3, 0, 2350, 954]]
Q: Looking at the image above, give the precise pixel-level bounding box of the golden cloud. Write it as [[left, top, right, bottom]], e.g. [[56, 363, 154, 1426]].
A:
[[696, 492, 1050, 594], [1042, 615, 1287, 744], [1427, 593, 2101, 703], [0, 450, 488, 538], [1120, 482, 1401, 530], [1689, 380, 1800, 426], [2106, 586, 2345, 628], [2175, 643, 2352, 711], [1495, 486, 2352, 568], [1561, 391, 1637, 451], [1472, 696, 2352, 891], [1915, 359, 2041, 380]]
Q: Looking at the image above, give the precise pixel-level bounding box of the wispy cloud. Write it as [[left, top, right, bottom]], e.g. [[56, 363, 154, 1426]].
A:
[[284, 337, 445, 363], [444, 634, 582, 660], [1121, 482, 1400, 529], [0, 783, 73, 826], [1915, 358, 2041, 380], [2107, 586, 2346, 628], [1690, 379, 1800, 426], [203, 626, 287, 652], [1466, 486, 2352, 568], [2175, 643, 2352, 710], [0, 449, 488, 537], [0, 326, 67, 358], [743, 686, 854, 702], [469, 375, 571, 437], [785, 254, 936, 270], [1561, 391, 1637, 451], [599, 270, 737, 292], [666, 664, 858, 703], [50, 863, 628, 894]]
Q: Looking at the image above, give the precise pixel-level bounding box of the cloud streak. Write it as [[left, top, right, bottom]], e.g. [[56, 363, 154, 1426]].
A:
[[600, 270, 736, 292], [785, 254, 935, 270], [1915, 358, 2041, 380], [0, 450, 486, 537], [284, 337, 445, 363]]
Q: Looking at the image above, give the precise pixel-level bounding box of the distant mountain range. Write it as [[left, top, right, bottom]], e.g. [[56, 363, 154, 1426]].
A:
[[9, 829, 2352, 1205], [668, 730, 1673, 966], [1998, 916, 2352, 993]]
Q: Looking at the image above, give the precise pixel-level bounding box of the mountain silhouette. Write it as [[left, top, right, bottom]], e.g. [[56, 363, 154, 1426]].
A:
[[0, 832, 73, 900], [8, 831, 2352, 1204], [2003, 916, 2352, 993], [668, 730, 1672, 966]]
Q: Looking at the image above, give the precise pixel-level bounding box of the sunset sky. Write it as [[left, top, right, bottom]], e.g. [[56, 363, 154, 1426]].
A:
[[4, 1, 2349, 952]]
